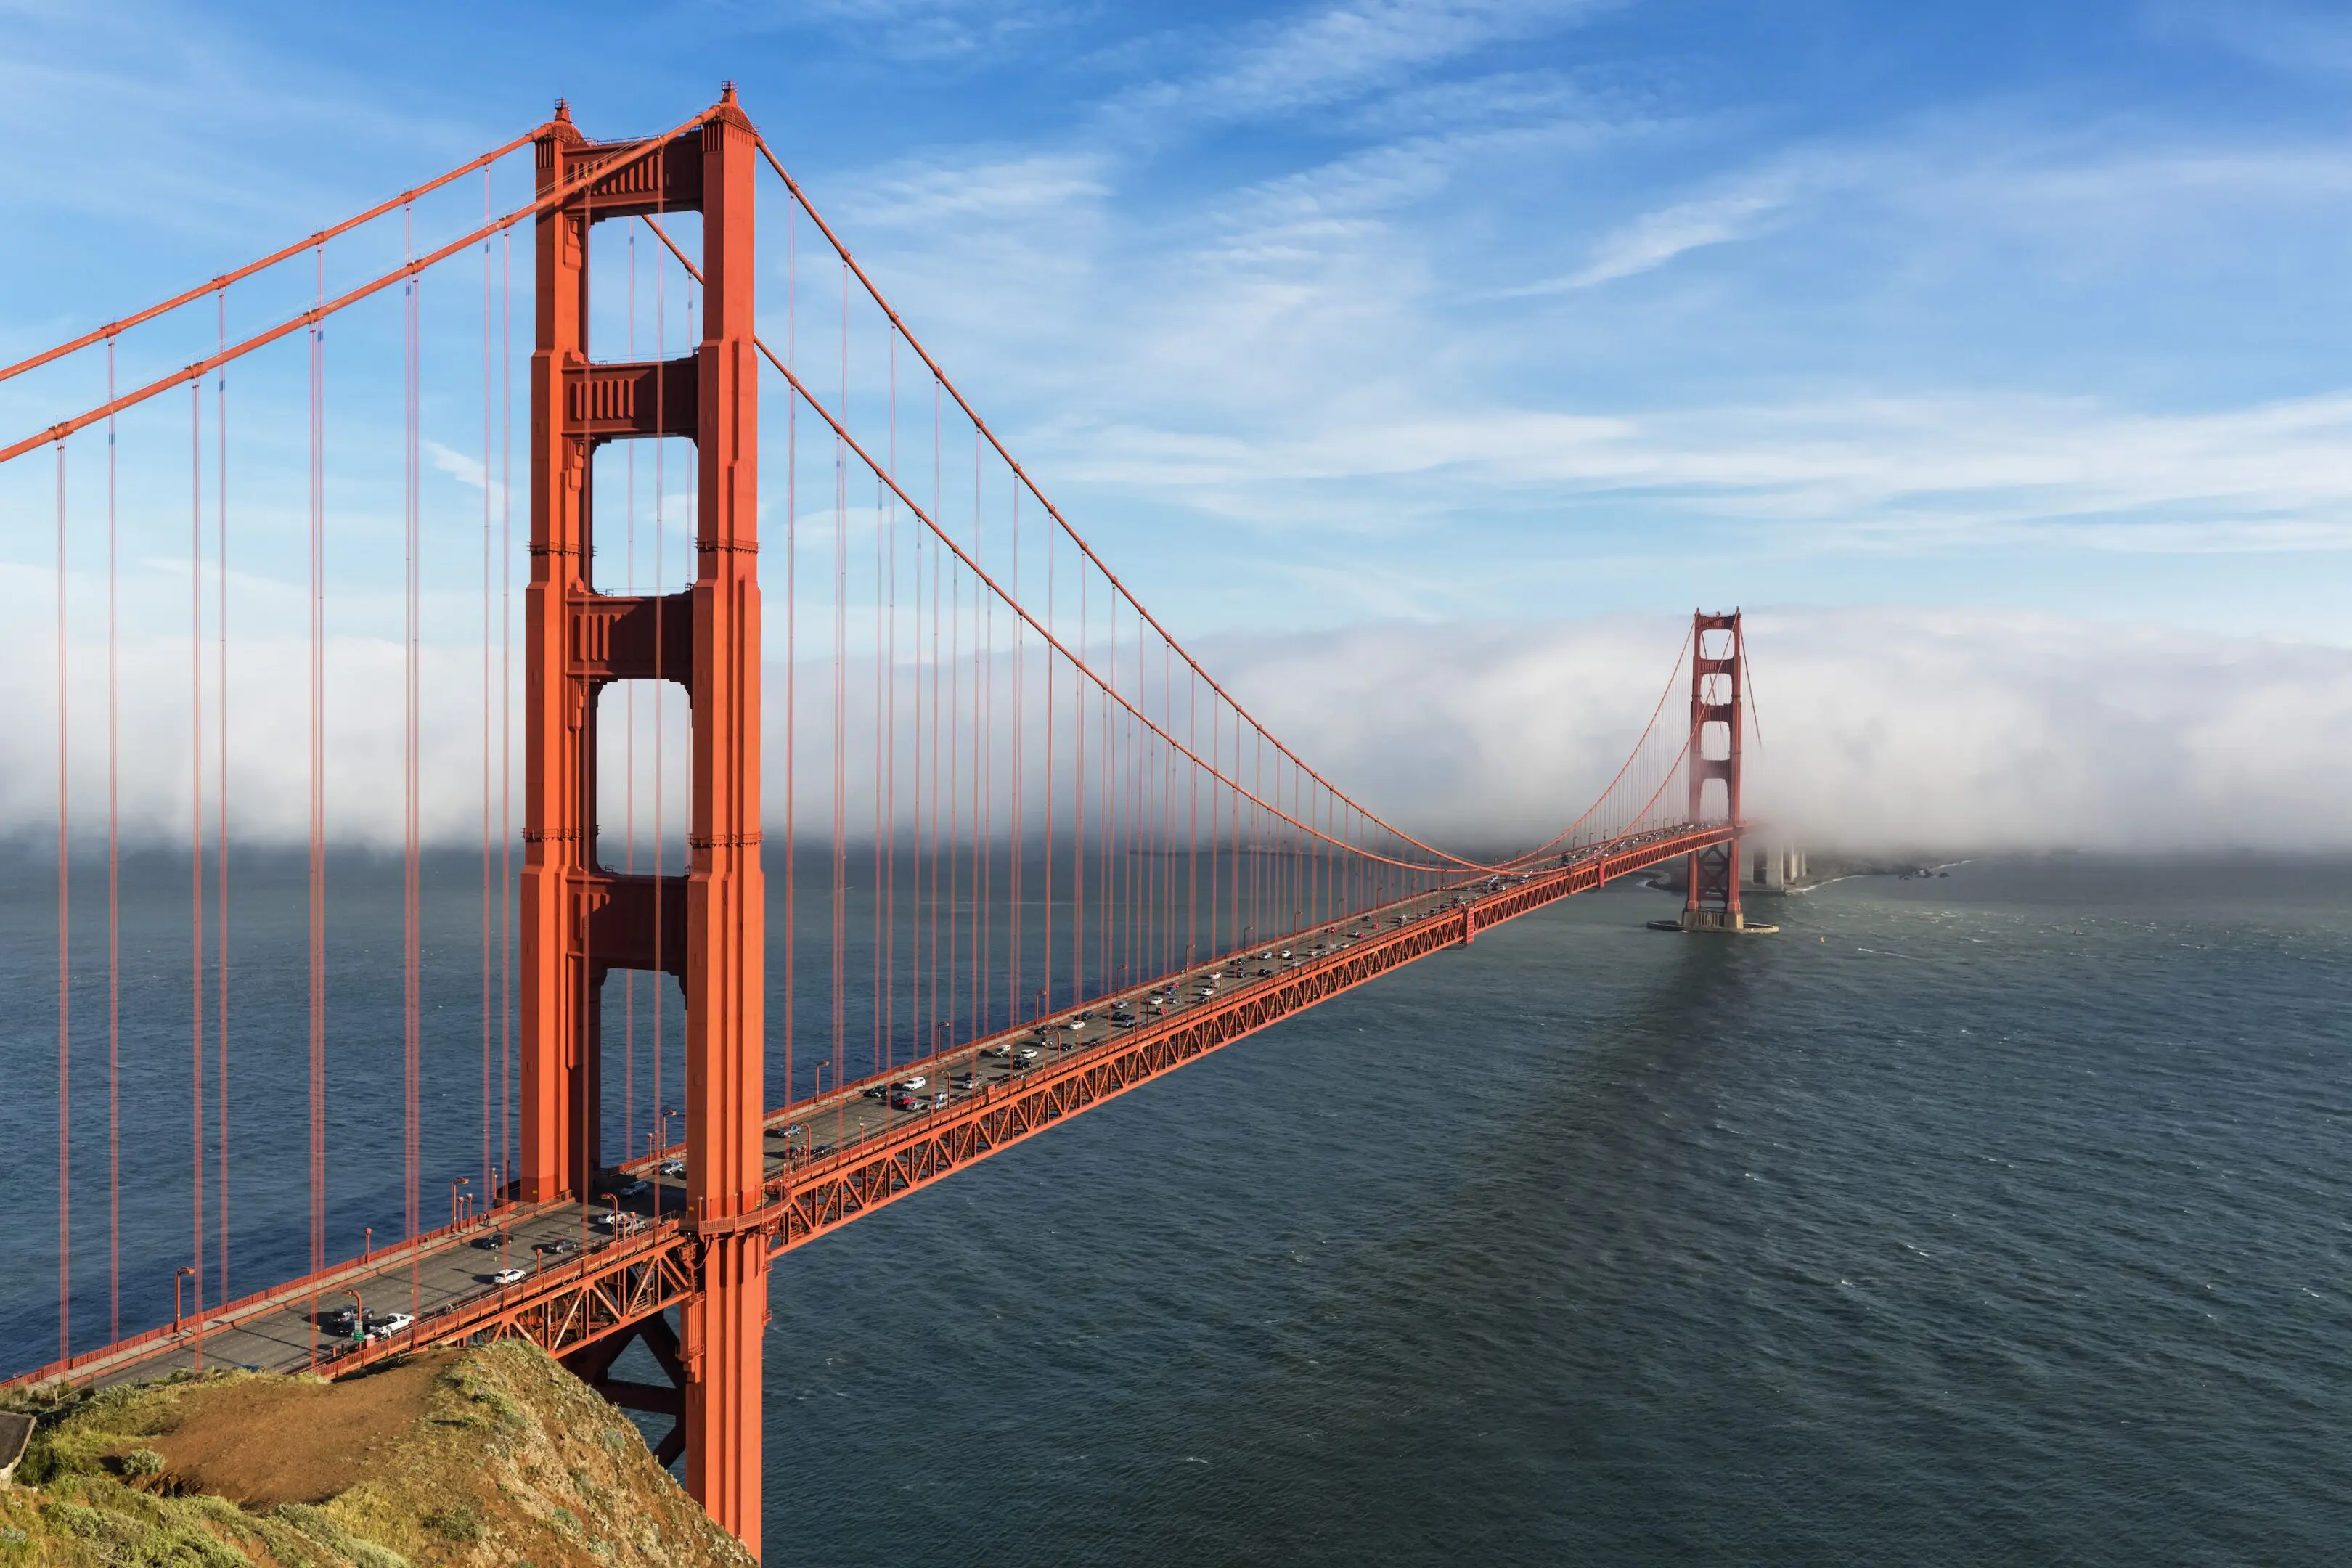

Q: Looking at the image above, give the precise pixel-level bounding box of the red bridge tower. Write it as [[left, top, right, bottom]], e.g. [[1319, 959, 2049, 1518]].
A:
[[1681, 610, 1747, 932], [519, 91, 769, 1549]]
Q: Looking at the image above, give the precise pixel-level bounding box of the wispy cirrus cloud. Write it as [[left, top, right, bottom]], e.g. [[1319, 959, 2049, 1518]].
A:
[[718, 0, 1095, 63], [1499, 178, 1797, 293], [815, 101, 2352, 611], [2147, 0, 2352, 79], [1104, 0, 1622, 135], [1042, 389, 2352, 552]]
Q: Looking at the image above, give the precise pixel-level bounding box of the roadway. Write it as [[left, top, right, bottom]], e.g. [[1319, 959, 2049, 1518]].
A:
[[10, 833, 1710, 1395]]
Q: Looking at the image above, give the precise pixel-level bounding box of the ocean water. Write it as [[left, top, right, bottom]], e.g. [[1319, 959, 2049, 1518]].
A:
[[754, 858, 2351, 1564], [4, 855, 2348, 1564]]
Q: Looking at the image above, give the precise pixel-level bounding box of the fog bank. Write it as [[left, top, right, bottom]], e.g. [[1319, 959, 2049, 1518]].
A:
[[0, 607, 2339, 856]]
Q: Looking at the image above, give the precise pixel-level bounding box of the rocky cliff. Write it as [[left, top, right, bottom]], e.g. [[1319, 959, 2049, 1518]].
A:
[[0, 1342, 752, 1567]]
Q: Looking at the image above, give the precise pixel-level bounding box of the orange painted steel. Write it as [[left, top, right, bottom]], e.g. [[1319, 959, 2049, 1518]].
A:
[[675, 90, 769, 1553], [0, 132, 539, 389], [754, 825, 1732, 1254], [0, 1196, 562, 1395], [520, 90, 768, 1551], [0, 108, 716, 467], [328, 1228, 700, 1377], [1683, 611, 1747, 930], [1, 101, 1760, 1566], [4, 825, 1731, 1555]]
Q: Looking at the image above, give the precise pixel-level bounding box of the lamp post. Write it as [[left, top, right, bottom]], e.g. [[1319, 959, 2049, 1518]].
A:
[[173, 1266, 196, 1331], [344, 1289, 365, 1349], [449, 1177, 469, 1230]]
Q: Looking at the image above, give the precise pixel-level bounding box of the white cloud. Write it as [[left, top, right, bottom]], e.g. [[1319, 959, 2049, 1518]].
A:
[[1106, 0, 1618, 134], [0, 595, 2337, 857], [724, 0, 1090, 63], [809, 107, 2352, 587], [1201, 610, 2352, 854], [1033, 390, 2352, 553], [1502, 178, 1797, 293], [2149, 0, 2352, 79]]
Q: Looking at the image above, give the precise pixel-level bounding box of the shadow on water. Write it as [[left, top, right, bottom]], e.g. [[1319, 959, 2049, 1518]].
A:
[[755, 863, 2352, 1567]]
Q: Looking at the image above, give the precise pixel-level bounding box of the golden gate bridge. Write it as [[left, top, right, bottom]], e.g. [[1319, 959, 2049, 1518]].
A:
[[0, 89, 1754, 1556]]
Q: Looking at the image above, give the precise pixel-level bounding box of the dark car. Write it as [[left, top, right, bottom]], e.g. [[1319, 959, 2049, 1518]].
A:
[[470, 1232, 507, 1251]]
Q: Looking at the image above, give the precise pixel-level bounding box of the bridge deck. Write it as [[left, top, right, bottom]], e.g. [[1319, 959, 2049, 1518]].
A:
[[8, 825, 1727, 1396]]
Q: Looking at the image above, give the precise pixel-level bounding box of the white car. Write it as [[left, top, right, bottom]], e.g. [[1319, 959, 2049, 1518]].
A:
[[491, 1267, 526, 1286], [894, 1074, 927, 1091], [659, 1159, 686, 1178], [367, 1312, 415, 1342]]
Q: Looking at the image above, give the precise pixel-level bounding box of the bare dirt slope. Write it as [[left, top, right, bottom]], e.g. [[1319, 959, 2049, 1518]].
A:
[[0, 1340, 755, 1567]]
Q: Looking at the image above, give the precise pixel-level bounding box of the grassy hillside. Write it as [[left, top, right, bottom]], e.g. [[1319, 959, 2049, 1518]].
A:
[[0, 1341, 752, 1567]]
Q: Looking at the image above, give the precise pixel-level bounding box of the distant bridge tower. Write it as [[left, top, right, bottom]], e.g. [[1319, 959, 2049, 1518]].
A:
[[519, 91, 768, 1550], [1681, 610, 1747, 933]]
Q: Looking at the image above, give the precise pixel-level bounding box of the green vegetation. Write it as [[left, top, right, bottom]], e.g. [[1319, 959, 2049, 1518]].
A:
[[0, 1343, 750, 1567]]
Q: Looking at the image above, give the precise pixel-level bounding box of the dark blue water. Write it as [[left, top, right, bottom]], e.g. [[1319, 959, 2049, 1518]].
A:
[[5, 855, 2348, 1562], [756, 859, 2351, 1564]]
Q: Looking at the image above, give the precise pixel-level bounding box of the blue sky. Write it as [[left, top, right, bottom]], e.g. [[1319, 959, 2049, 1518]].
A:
[[5, 0, 2351, 646], [4, 1, 2352, 852]]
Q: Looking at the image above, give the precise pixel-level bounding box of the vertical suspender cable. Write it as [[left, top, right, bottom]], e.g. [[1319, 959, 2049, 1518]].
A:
[[1010, 486, 1021, 1024], [499, 226, 514, 1206], [653, 237, 666, 1161], [784, 195, 797, 1108], [832, 259, 847, 1121], [886, 338, 899, 1071], [215, 290, 232, 1302], [306, 250, 327, 1365], [944, 425, 959, 1050], [625, 226, 637, 1159], [1186, 667, 1196, 970], [55, 439, 71, 1367], [928, 375, 942, 1058], [482, 174, 496, 1203], [403, 208, 422, 1310], [1044, 510, 1054, 1014], [873, 469, 885, 1077], [969, 432, 980, 1040], [106, 343, 121, 1347], [1073, 553, 1084, 1004], [189, 381, 205, 1366]]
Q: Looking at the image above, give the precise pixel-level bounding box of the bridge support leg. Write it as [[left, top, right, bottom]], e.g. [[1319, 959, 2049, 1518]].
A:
[[520, 102, 593, 1204], [683, 1234, 768, 1541], [1681, 611, 1749, 934], [677, 91, 768, 1556]]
